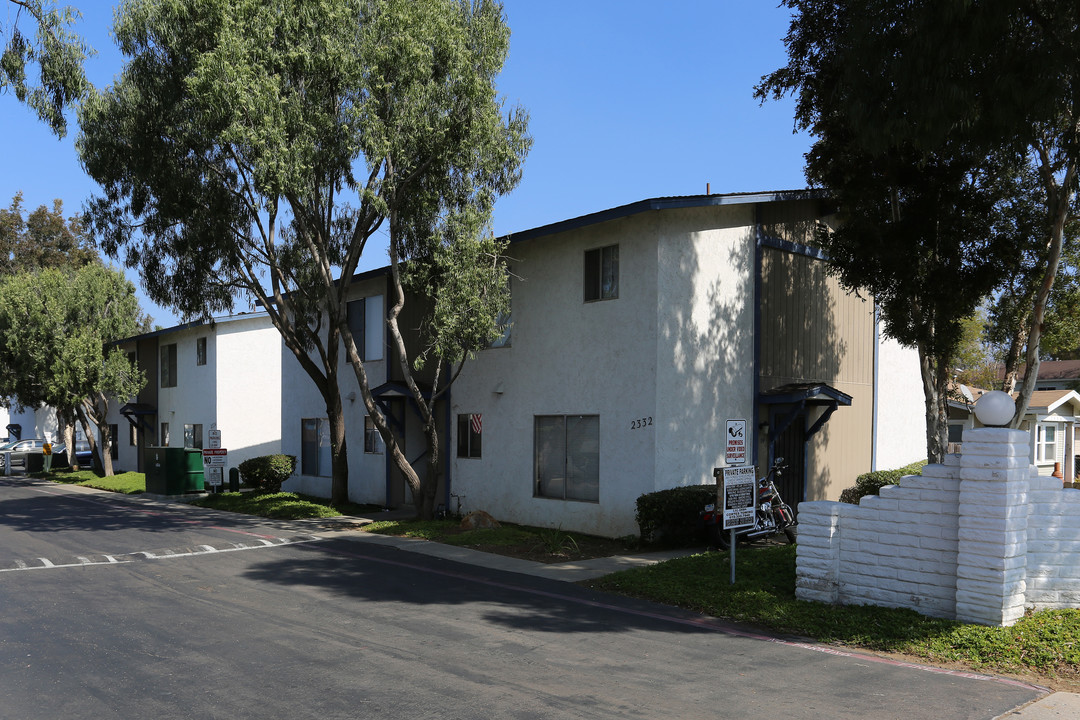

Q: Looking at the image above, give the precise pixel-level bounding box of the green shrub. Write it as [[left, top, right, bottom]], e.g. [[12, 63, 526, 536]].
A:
[[635, 484, 718, 546], [839, 460, 927, 504], [237, 454, 297, 493]]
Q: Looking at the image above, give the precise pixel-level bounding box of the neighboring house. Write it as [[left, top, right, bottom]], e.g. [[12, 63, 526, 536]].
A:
[[949, 384, 1080, 481], [105, 313, 282, 475], [443, 191, 926, 537], [1006, 359, 1080, 391]]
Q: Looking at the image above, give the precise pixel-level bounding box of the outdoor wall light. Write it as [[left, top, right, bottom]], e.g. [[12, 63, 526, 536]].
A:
[[974, 390, 1014, 427]]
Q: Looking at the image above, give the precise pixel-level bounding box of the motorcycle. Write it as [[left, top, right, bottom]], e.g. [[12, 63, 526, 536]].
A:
[[701, 458, 798, 550]]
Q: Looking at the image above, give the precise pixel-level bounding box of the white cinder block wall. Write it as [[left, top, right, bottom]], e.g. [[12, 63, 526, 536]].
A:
[[796, 427, 1080, 626]]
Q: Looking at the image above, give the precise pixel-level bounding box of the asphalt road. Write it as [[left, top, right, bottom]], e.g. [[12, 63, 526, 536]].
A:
[[0, 477, 1046, 719]]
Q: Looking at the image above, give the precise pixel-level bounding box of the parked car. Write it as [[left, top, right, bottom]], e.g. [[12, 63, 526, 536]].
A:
[[74, 440, 93, 466], [3, 438, 69, 472]]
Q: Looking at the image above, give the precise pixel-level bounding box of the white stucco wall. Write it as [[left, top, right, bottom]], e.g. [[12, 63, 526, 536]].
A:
[[655, 206, 756, 491], [873, 331, 928, 470], [214, 315, 282, 467], [157, 325, 217, 450], [451, 212, 662, 537]]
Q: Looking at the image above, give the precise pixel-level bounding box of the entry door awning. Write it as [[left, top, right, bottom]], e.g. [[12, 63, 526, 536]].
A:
[[759, 382, 852, 442], [119, 402, 156, 432]]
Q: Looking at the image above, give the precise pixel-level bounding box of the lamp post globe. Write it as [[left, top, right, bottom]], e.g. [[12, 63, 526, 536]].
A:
[[975, 390, 1015, 427]]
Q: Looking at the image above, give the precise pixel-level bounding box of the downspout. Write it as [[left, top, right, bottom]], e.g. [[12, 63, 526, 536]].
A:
[[753, 206, 763, 469], [444, 364, 452, 512], [383, 273, 393, 508], [872, 305, 881, 470]]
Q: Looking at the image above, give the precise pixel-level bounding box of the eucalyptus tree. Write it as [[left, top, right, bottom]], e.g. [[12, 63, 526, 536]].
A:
[[0, 192, 97, 276], [1, 0, 90, 136], [0, 264, 145, 474], [757, 1, 1080, 459], [77, 0, 529, 512]]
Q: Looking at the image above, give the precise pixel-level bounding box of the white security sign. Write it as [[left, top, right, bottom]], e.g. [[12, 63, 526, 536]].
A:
[[725, 419, 746, 465]]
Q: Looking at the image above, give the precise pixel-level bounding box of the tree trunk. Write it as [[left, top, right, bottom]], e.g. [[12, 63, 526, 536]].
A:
[[1011, 160, 1074, 428], [919, 344, 948, 464], [75, 404, 104, 475], [57, 406, 76, 467], [325, 371, 349, 506]]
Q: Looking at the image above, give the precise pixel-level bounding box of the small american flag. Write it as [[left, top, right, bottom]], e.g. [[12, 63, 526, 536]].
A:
[[471, 413, 482, 435]]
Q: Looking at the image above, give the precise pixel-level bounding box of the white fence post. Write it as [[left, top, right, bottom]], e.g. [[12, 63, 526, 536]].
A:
[[954, 426, 1031, 626]]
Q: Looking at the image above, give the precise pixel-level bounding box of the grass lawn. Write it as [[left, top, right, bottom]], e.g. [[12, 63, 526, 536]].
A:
[[190, 490, 383, 520], [37, 468, 146, 494], [586, 544, 1080, 690]]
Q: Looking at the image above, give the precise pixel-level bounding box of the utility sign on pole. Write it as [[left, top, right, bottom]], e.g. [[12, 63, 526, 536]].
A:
[[725, 419, 746, 465]]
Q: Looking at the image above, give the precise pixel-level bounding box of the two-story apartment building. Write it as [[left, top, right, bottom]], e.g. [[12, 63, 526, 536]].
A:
[[106, 312, 282, 474], [438, 191, 926, 537]]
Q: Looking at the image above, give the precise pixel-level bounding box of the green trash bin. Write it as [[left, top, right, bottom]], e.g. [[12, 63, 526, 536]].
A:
[[144, 447, 205, 494], [183, 448, 206, 492]]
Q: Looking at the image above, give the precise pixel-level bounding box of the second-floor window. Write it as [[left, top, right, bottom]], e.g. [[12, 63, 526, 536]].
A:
[[161, 343, 177, 388], [584, 244, 619, 302], [184, 423, 203, 449], [346, 295, 384, 362]]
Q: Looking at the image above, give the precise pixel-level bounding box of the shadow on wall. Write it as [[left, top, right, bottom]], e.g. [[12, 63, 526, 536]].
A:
[[654, 213, 753, 488]]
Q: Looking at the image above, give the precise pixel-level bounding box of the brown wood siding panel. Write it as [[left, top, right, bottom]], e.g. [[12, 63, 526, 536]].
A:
[[760, 247, 876, 499], [759, 248, 874, 388]]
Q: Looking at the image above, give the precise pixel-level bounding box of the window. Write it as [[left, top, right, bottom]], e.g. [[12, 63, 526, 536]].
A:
[[947, 423, 965, 444], [347, 298, 366, 362], [534, 415, 599, 502], [457, 413, 482, 458], [301, 418, 332, 476], [1036, 423, 1057, 463], [346, 295, 384, 362], [160, 422, 170, 446], [184, 423, 203, 449], [489, 309, 512, 349], [161, 343, 177, 388], [364, 416, 383, 454], [129, 424, 137, 446], [196, 337, 207, 366], [584, 245, 619, 302], [108, 424, 118, 460]]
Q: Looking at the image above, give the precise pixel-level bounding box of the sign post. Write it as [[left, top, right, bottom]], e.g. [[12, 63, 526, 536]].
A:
[[717, 464, 757, 584], [202, 447, 227, 491]]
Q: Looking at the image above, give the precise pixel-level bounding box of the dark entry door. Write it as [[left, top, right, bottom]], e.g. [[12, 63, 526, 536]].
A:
[[772, 412, 806, 509]]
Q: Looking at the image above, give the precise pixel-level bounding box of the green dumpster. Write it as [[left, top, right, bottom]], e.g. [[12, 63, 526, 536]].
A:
[[144, 447, 205, 494]]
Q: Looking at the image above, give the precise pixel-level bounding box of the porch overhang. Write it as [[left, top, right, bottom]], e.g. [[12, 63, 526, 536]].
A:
[[119, 402, 156, 433], [759, 382, 852, 443]]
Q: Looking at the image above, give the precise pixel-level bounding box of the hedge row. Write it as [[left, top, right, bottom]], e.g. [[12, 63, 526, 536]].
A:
[[837, 460, 927, 505], [238, 454, 297, 493], [635, 484, 718, 546]]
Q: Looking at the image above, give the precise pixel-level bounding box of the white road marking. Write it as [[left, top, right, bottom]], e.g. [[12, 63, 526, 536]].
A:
[[0, 535, 325, 573]]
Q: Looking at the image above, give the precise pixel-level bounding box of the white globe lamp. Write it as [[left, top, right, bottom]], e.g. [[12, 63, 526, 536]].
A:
[[974, 390, 1014, 427]]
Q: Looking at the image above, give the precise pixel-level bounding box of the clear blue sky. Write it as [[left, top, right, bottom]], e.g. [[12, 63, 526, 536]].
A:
[[0, 1, 812, 327]]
